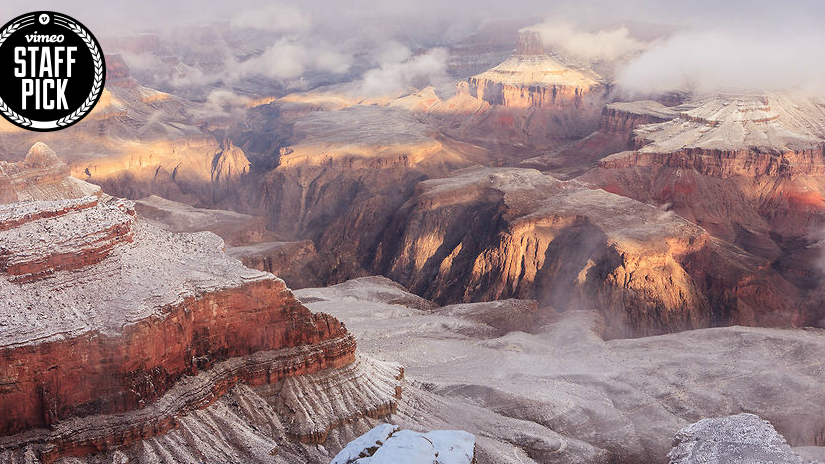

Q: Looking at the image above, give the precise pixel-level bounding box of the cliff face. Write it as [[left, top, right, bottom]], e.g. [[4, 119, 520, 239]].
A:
[[0, 145, 394, 463], [581, 94, 825, 298], [370, 168, 801, 337], [599, 101, 678, 139]]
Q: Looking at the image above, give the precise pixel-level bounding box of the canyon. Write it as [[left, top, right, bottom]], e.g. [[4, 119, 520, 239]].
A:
[[2, 13, 825, 464]]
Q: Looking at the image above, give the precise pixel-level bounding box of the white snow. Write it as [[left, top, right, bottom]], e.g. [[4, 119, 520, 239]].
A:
[[330, 425, 475, 464], [473, 54, 603, 88], [634, 93, 825, 152], [0, 197, 273, 347]]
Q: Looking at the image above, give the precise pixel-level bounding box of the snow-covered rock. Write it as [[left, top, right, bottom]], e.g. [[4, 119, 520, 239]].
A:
[[668, 414, 816, 464], [331, 425, 476, 464]]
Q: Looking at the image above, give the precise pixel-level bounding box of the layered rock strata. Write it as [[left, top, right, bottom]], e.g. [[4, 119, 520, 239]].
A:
[[0, 146, 390, 463], [581, 94, 825, 307], [446, 29, 608, 144]]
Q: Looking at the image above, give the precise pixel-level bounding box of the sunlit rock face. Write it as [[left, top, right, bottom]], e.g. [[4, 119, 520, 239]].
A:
[[0, 143, 101, 203], [0, 56, 248, 211], [466, 29, 604, 110], [0, 146, 402, 463], [580, 94, 825, 320], [368, 167, 802, 337]]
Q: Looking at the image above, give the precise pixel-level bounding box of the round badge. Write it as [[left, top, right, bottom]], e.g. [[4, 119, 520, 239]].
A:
[[0, 11, 105, 131]]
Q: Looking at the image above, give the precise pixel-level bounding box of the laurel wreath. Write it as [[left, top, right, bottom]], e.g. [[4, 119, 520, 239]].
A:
[[0, 16, 104, 129], [0, 21, 31, 127], [56, 21, 103, 127]]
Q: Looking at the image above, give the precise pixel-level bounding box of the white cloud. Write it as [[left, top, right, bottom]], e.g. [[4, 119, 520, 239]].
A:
[[357, 47, 450, 97], [616, 29, 825, 96], [530, 22, 646, 63], [232, 38, 353, 81]]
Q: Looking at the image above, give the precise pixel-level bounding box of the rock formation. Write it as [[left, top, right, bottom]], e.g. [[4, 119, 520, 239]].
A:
[[580, 93, 825, 324], [437, 29, 608, 146], [466, 29, 604, 111], [0, 143, 101, 203], [0, 145, 399, 463], [668, 414, 815, 464], [366, 167, 798, 337]]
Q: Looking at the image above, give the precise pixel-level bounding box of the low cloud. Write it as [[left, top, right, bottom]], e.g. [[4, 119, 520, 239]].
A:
[[531, 22, 647, 63], [232, 38, 353, 81], [357, 46, 450, 97], [616, 28, 825, 96]]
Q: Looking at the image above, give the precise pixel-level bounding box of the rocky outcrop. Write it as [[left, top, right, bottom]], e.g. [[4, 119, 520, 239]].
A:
[[330, 424, 477, 464], [0, 143, 101, 203], [465, 30, 605, 111], [668, 414, 814, 464], [600, 101, 677, 139], [0, 196, 134, 282], [370, 167, 800, 337], [0, 194, 356, 444]]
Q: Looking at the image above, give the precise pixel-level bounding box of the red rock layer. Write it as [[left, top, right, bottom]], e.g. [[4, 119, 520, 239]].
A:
[[0, 197, 98, 232], [0, 278, 354, 439], [599, 146, 825, 179], [600, 105, 674, 140], [0, 199, 136, 282], [465, 78, 602, 111], [0, 338, 354, 463]]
